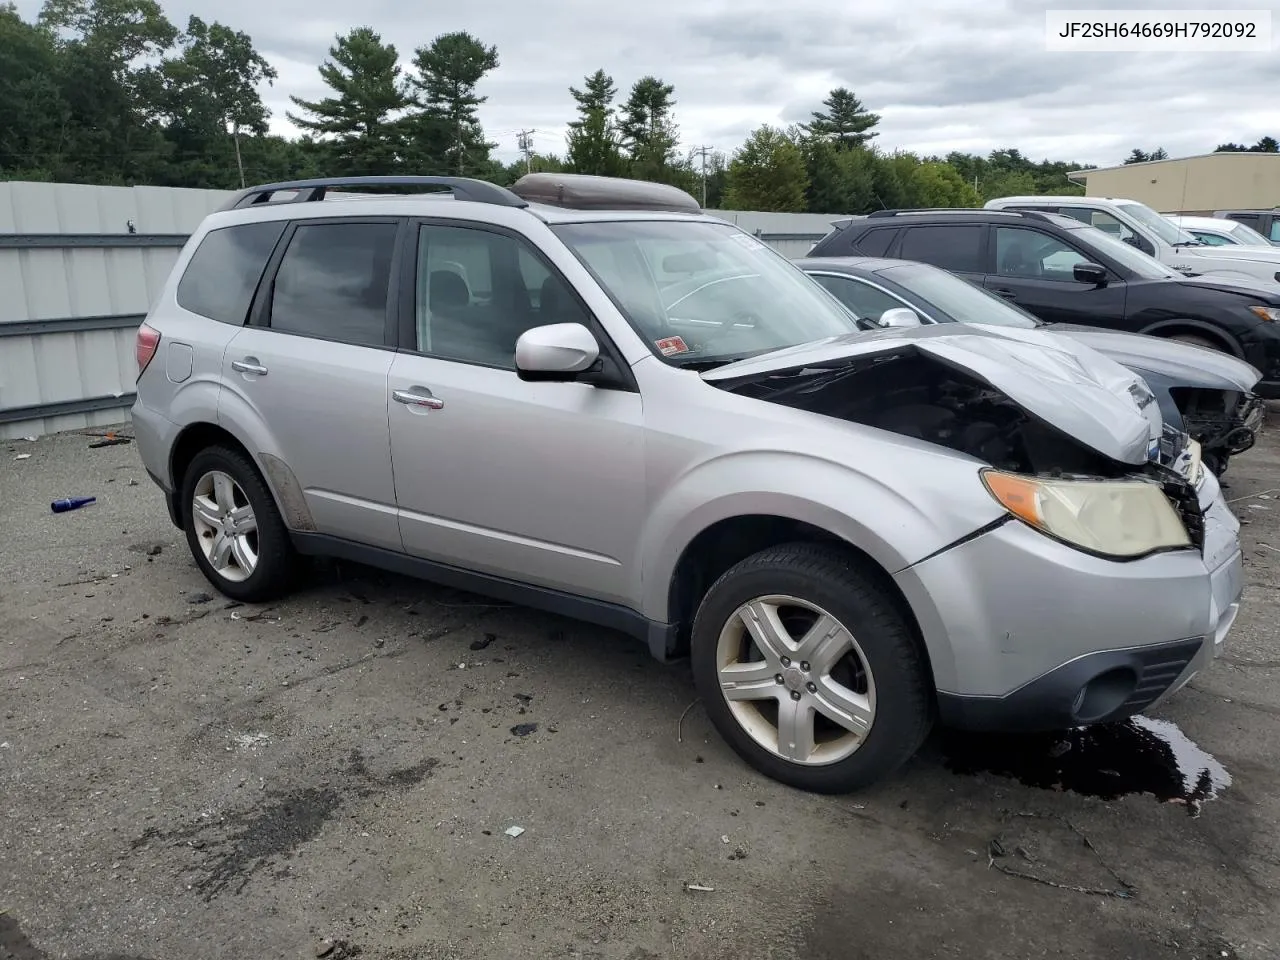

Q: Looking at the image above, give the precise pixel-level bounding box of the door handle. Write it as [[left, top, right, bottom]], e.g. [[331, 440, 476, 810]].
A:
[[393, 387, 444, 410], [232, 357, 268, 376]]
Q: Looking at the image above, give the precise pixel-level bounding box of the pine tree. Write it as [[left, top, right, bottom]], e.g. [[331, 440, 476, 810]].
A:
[[286, 27, 410, 176], [406, 31, 499, 176], [805, 87, 880, 149], [565, 68, 623, 176]]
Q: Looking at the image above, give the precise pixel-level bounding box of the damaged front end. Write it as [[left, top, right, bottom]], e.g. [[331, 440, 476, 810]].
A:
[[1170, 386, 1265, 474], [706, 325, 1208, 556]]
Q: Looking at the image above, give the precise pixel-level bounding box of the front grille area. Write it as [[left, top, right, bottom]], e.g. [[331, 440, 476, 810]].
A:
[[1142, 459, 1206, 553], [1121, 638, 1202, 712]]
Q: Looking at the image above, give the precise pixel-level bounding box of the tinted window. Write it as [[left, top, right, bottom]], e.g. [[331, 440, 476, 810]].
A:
[[853, 227, 897, 257], [811, 273, 905, 319], [995, 227, 1091, 280], [1229, 213, 1261, 226], [268, 221, 397, 347], [1270, 222, 1280, 242], [1191, 230, 1233, 245], [896, 225, 985, 273], [416, 224, 591, 368], [177, 222, 285, 325]]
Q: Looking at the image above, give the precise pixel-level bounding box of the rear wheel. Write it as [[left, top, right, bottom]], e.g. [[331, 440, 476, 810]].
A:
[[690, 542, 933, 793], [181, 445, 297, 603]]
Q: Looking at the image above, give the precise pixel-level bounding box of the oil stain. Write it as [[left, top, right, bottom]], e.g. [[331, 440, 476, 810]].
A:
[[941, 715, 1231, 811], [0, 913, 153, 960], [129, 749, 439, 900]]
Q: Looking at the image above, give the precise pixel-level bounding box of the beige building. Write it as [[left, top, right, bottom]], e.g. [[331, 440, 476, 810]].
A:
[[1066, 152, 1280, 214]]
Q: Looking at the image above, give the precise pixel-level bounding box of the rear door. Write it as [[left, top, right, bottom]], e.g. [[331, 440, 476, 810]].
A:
[[220, 216, 405, 551], [981, 224, 1130, 328], [888, 223, 989, 286]]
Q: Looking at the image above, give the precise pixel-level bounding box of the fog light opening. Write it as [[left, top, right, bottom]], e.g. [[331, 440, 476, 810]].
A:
[[1072, 667, 1139, 724]]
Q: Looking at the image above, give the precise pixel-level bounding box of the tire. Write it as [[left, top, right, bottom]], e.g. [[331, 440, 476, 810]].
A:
[[180, 445, 297, 603], [690, 542, 933, 794], [1169, 332, 1224, 353]]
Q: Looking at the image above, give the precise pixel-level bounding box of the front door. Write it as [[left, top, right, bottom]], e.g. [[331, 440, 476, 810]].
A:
[[221, 217, 403, 550], [387, 220, 646, 606], [982, 225, 1130, 329]]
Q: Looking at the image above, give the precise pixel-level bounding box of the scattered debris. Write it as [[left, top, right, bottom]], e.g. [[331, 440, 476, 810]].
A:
[[50, 496, 96, 513], [677, 699, 699, 743], [147, 544, 163, 556], [470, 632, 496, 651], [373, 638, 385, 649], [315, 939, 335, 957], [1228, 487, 1279, 504], [504, 825, 525, 838], [88, 434, 131, 448], [13, 454, 30, 461], [986, 812, 1135, 899], [684, 883, 715, 893], [511, 723, 538, 737], [513, 693, 533, 704], [728, 846, 748, 860]]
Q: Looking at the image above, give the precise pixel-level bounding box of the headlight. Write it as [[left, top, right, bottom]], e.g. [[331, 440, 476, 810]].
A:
[[981, 469, 1191, 558], [1248, 305, 1280, 322]]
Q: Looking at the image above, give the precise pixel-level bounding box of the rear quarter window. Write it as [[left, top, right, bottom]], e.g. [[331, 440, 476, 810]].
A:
[[176, 221, 287, 325], [852, 227, 898, 257]]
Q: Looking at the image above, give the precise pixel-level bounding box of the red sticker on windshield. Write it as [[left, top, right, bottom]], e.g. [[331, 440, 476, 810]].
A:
[[655, 336, 689, 356]]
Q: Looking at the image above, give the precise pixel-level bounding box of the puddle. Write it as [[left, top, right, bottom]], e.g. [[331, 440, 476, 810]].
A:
[[941, 715, 1231, 810]]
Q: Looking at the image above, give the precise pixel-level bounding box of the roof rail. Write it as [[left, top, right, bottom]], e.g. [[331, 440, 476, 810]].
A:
[[217, 176, 529, 212], [865, 207, 1057, 223]]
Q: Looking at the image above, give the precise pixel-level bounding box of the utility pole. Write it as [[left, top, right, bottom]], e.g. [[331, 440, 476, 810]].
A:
[[695, 145, 712, 207], [517, 129, 535, 173]]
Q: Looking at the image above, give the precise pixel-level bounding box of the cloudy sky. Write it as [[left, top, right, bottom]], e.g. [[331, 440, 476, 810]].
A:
[[14, 0, 1280, 167]]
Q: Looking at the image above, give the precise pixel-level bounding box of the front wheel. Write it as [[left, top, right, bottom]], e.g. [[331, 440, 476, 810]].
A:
[[690, 543, 933, 793]]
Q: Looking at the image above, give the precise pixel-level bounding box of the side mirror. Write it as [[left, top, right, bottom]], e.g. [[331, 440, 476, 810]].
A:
[[878, 307, 923, 328], [1073, 262, 1108, 287], [515, 323, 601, 382]]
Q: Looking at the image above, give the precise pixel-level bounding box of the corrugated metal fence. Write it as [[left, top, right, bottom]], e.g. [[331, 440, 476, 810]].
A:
[[0, 182, 837, 439]]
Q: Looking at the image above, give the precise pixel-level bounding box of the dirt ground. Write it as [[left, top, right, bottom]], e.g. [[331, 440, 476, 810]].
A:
[[1, 419, 1278, 960]]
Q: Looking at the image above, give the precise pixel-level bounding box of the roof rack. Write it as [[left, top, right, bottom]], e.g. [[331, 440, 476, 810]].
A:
[[865, 207, 1056, 223], [217, 176, 529, 212], [509, 172, 701, 214]]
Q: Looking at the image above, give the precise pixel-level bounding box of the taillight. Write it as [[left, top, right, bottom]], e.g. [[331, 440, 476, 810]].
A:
[[136, 322, 161, 376]]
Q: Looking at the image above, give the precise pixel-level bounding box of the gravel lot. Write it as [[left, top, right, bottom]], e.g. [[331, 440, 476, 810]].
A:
[[2, 420, 1278, 960]]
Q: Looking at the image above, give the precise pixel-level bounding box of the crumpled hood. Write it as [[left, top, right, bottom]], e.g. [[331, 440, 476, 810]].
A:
[[1042, 323, 1261, 392], [704, 323, 1162, 465]]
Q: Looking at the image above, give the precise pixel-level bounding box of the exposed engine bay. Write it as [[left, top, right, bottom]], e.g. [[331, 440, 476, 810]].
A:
[[1172, 386, 1265, 475], [722, 350, 1207, 549]]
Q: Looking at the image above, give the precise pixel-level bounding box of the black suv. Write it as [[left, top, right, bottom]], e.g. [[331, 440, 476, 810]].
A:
[[808, 208, 1280, 398]]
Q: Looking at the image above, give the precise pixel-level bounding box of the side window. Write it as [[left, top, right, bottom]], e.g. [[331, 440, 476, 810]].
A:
[[176, 221, 285, 325], [415, 224, 591, 368], [811, 274, 906, 319], [1228, 213, 1261, 228], [267, 221, 397, 347], [1269, 221, 1280, 243], [1192, 231, 1232, 246], [853, 227, 898, 257], [896, 225, 985, 273], [995, 227, 1091, 280]]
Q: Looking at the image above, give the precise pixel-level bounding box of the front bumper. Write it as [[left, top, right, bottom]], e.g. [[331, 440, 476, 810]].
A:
[[895, 471, 1242, 732]]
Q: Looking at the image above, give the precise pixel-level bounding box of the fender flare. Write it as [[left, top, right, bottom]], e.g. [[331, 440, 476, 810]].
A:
[[1136, 318, 1245, 358]]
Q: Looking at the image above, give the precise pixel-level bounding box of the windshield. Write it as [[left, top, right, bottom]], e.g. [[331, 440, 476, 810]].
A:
[[1223, 220, 1274, 246], [875, 263, 1040, 328], [1116, 201, 1199, 245], [550, 220, 861, 364], [1067, 222, 1183, 279]]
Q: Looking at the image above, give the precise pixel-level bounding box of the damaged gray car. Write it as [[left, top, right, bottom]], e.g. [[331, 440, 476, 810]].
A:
[[132, 173, 1244, 794], [791, 256, 1265, 477]]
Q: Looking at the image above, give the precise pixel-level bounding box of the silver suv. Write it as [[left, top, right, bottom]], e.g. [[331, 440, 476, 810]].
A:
[[131, 173, 1244, 793]]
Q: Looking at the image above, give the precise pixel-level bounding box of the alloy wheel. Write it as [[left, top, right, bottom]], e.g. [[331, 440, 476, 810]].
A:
[[190, 469, 259, 583]]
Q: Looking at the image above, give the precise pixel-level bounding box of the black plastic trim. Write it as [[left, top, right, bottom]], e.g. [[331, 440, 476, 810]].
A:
[[937, 636, 1204, 732], [0, 392, 136, 425], [289, 532, 679, 661], [219, 176, 528, 211], [0, 313, 145, 337], [1255, 379, 1280, 399], [908, 515, 1011, 568]]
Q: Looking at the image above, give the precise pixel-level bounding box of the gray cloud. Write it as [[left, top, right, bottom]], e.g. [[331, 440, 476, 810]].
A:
[[12, 0, 1278, 168]]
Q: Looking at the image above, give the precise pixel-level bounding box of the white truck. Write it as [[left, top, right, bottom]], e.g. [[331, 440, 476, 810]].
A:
[[985, 195, 1280, 287]]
